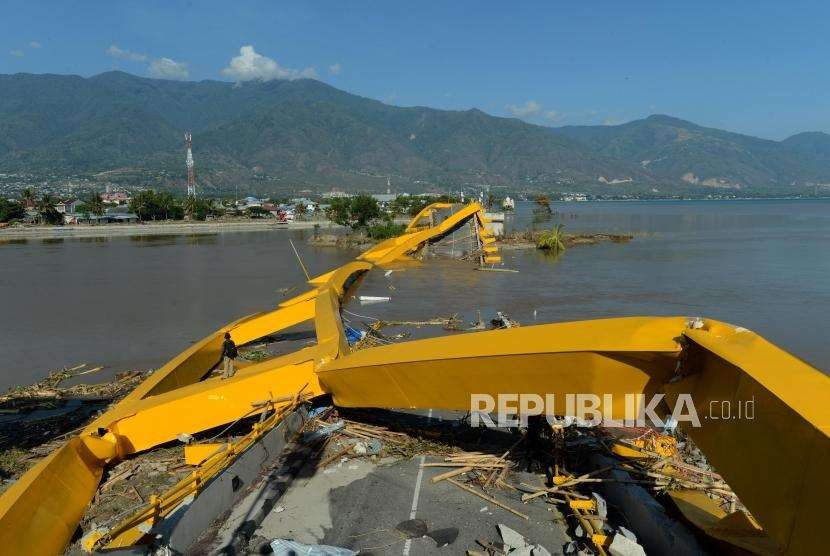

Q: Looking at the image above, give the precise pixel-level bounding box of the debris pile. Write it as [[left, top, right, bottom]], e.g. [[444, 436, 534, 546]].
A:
[[0, 364, 144, 407], [0, 365, 148, 486], [79, 445, 191, 535], [609, 430, 739, 510], [350, 315, 462, 350], [303, 410, 456, 466], [466, 524, 552, 556]]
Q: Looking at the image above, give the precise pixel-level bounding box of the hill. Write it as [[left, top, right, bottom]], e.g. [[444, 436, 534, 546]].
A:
[[1, 72, 829, 195], [0, 71, 650, 194], [781, 131, 830, 160], [553, 115, 830, 190]]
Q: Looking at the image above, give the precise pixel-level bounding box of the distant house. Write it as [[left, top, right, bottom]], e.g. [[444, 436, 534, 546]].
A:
[[82, 213, 139, 224], [371, 193, 397, 204], [322, 189, 351, 199], [237, 196, 262, 209], [101, 191, 130, 204], [55, 199, 81, 214]]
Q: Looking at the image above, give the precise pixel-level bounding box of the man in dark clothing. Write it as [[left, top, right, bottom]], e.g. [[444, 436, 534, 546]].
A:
[[221, 332, 238, 378]]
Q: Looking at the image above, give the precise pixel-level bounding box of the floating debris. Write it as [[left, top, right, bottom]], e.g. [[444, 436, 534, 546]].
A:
[[359, 295, 391, 305]]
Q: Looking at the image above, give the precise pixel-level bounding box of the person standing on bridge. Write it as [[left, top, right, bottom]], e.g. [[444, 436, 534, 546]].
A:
[[221, 332, 238, 378]]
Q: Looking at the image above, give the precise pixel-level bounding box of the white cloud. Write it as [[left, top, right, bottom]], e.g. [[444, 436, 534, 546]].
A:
[[29, 41, 42, 49], [603, 117, 618, 126], [106, 44, 147, 62], [328, 63, 341, 75], [221, 45, 317, 82], [9, 49, 24, 58], [544, 110, 562, 122], [507, 100, 541, 119], [148, 57, 189, 80]]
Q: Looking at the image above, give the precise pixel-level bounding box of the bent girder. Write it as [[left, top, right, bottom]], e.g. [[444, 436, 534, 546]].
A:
[[2, 199, 827, 556]]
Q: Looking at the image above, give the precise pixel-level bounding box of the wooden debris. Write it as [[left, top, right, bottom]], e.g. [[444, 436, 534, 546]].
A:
[[431, 466, 473, 484], [446, 478, 528, 520], [522, 466, 613, 502]]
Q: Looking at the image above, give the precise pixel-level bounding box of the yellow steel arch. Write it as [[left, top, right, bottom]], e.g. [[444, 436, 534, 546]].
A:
[[1, 201, 827, 556]]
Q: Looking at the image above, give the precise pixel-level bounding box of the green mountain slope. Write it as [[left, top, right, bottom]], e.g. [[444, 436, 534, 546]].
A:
[[0, 71, 650, 192], [554, 115, 830, 189], [1, 72, 828, 194], [782, 131, 830, 161]]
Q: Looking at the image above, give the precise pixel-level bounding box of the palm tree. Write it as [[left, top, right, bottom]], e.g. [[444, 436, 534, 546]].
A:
[[85, 192, 105, 216], [485, 192, 496, 210], [35, 194, 61, 225], [36, 193, 54, 213], [183, 195, 197, 220], [20, 187, 36, 207]]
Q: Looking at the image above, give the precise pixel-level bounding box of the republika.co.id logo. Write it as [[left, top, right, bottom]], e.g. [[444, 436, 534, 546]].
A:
[[469, 393, 755, 428]]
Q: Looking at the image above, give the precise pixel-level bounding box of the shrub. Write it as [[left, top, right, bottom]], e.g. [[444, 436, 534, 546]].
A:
[[366, 221, 406, 240], [536, 224, 566, 253], [0, 199, 25, 223]]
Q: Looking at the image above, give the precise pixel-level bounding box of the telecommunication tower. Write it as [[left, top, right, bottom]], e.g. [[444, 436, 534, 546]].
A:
[[184, 131, 196, 197]]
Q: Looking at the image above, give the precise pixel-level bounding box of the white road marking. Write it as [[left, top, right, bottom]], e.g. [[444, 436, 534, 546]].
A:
[[403, 409, 432, 555], [403, 455, 426, 555]]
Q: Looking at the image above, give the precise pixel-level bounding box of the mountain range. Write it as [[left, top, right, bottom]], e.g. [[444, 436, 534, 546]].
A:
[[1, 71, 829, 196]]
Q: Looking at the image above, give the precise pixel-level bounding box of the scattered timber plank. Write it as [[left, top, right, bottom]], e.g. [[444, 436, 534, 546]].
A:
[[447, 478, 528, 520]]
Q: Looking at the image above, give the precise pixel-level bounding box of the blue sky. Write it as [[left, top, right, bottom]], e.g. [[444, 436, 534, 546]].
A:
[[3, 1, 829, 139]]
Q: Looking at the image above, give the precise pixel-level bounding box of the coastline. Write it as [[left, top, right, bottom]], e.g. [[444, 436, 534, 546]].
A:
[[0, 219, 343, 241]]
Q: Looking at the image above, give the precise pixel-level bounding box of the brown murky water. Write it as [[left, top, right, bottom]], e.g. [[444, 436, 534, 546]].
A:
[[1, 200, 828, 390]]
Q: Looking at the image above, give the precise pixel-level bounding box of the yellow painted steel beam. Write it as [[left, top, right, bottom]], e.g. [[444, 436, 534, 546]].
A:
[[664, 322, 830, 556], [318, 317, 829, 555], [0, 260, 366, 554], [5, 202, 826, 556], [361, 202, 489, 265], [405, 202, 452, 232], [316, 317, 686, 416], [107, 355, 322, 454], [0, 437, 104, 555]]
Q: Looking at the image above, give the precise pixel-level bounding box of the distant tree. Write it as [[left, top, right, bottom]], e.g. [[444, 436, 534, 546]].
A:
[[246, 206, 270, 219], [325, 198, 353, 228], [156, 191, 178, 220], [129, 190, 183, 221], [36, 194, 63, 225], [534, 195, 553, 214], [85, 192, 105, 216], [20, 187, 36, 206], [295, 203, 308, 220], [485, 192, 496, 210], [366, 221, 407, 240], [351, 195, 381, 229], [0, 199, 25, 222], [389, 196, 412, 216], [195, 198, 223, 221], [325, 195, 381, 230], [130, 190, 156, 221], [183, 195, 197, 220]]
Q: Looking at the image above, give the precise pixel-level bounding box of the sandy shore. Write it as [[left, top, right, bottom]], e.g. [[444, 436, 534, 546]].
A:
[[0, 219, 344, 241]]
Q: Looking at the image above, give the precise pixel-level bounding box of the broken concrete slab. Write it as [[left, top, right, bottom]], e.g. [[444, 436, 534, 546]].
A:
[[608, 533, 647, 556], [532, 543, 552, 556], [497, 523, 530, 550]]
